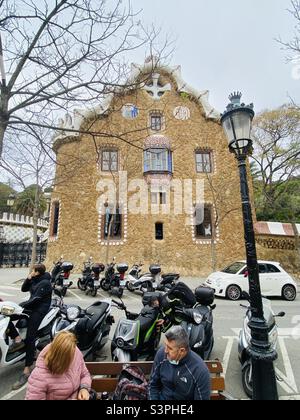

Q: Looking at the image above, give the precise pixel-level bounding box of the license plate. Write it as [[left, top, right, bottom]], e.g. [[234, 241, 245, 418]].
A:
[[63, 280, 70, 286], [120, 280, 126, 287], [94, 281, 100, 287]]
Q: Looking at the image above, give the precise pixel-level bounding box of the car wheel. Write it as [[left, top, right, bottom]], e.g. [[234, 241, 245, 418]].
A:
[[226, 285, 242, 301], [282, 285, 296, 301]]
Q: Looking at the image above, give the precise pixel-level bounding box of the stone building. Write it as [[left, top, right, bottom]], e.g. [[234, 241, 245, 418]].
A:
[[46, 59, 250, 276]]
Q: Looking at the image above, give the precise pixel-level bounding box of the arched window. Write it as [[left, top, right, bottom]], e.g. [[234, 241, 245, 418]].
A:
[[50, 201, 60, 237], [194, 204, 214, 239]]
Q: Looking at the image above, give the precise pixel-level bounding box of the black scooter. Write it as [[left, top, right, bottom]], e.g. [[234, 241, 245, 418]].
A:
[[51, 296, 114, 360], [77, 257, 93, 291], [51, 259, 73, 297], [100, 260, 128, 298], [163, 283, 216, 359]]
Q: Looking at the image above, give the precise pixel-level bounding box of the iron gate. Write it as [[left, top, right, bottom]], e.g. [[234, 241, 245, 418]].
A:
[[0, 242, 47, 267]]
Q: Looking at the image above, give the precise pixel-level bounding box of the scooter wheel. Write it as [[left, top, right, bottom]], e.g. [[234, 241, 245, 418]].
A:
[[126, 282, 135, 292], [91, 289, 97, 297], [242, 362, 253, 399], [77, 280, 86, 291], [100, 278, 110, 292]]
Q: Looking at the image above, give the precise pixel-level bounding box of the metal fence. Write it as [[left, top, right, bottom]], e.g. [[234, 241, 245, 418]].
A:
[[0, 242, 47, 268]]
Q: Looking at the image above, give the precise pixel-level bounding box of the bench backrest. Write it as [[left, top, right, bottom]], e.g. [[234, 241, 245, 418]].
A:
[[86, 360, 226, 400]]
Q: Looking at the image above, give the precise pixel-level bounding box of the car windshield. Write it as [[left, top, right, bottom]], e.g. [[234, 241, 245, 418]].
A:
[[221, 262, 245, 274]]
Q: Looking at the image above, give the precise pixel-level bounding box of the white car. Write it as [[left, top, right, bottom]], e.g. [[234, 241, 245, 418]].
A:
[[204, 260, 297, 301]]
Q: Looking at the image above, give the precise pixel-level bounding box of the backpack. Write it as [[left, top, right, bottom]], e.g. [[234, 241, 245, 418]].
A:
[[113, 365, 148, 400]]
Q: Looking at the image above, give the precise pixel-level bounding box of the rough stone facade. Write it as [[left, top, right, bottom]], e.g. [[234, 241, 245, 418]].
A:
[[46, 62, 250, 277]]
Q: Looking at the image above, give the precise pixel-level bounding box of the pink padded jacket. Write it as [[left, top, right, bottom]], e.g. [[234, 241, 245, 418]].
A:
[[25, 344, 91, 400]]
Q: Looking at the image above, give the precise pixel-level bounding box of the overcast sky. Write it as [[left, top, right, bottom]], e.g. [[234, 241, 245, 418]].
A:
[[131, 0, 299, 114]]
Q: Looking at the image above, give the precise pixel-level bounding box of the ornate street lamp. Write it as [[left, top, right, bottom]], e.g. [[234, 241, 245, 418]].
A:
[[6, 193, 15, 211], [221, 92, 278, 400]]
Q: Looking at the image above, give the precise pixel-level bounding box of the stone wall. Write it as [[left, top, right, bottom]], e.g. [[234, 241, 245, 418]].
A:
[[256, 235, 300, 280]]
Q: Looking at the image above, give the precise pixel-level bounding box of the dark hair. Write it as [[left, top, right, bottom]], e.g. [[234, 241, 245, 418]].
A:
[[165, 326, 190, 351], [33, 264, 46, 276]]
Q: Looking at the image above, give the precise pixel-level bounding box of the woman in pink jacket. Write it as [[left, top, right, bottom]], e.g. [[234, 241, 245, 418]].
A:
[[25, 331, 91, 400]]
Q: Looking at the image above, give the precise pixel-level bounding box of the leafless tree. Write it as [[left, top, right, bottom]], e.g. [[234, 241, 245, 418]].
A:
[[0, 0, 169, 158], [0, 125, 54, 270], [277, 0, 300, 58]]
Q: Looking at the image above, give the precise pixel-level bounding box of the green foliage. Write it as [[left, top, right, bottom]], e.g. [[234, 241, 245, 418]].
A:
[[254, 177, 300, 222], [13, 185, 47, 217], [0, 183, 16, 213], [180, 92, 190, 100]]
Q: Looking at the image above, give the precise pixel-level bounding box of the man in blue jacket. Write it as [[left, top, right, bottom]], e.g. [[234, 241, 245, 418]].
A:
[[149, 325, 211, 400], [7, 264, 52, 390]]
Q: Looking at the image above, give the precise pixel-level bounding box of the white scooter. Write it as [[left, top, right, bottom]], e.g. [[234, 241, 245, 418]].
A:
[[238, 292, 285, 398], [126, 264, 180, 294], [0, 297, 62, 367]]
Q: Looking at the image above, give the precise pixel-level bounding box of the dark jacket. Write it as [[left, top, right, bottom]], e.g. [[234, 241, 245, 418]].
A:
[[21, 273, 52, 314], [149, 347, 211, 401]]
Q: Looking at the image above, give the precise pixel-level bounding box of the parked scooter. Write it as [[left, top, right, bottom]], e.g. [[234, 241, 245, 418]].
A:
[[126, 263, 179, 294], [100, 259, 128, 298], [51, 297, 114, 360], [51, 259, 73, 297], [77, 257, 93, 291], [173, 286, 216, 359], [111, 293, 167, 362], [238, 292, 285, 399], [0, 294, 62, 367], [84, 263, 105, 297], [159, 282, 215, 359]]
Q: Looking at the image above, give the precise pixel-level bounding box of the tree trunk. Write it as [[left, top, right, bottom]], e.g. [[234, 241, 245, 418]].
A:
[[292, 222, 300, 261], [211, 237, 217, 272], [0, 122, 6, 159], [30, 187, 40, 272]]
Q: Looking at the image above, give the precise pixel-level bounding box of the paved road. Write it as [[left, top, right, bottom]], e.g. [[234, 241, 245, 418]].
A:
[[0, 268, 299, 400]]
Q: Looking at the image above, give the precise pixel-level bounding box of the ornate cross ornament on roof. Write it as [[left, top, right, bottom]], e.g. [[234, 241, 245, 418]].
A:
[[143, 73, 171, 100]]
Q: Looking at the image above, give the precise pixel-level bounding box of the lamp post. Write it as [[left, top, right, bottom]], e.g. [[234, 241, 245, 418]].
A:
[[6, 193, 15, 213], [221, 92, 278, 400]]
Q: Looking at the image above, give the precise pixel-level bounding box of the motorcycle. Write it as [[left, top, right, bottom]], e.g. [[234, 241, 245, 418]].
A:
[[77, 257, 93, 291], [0, 293, 62, 367], [51, 259, 74, 297], [126, 263, 180, 294], [51, 297, 114, 360], [238, 291, 285, 399], [100, 259, 128, 298], [111, 294, 167, 362], [84, 263, 105, 297]]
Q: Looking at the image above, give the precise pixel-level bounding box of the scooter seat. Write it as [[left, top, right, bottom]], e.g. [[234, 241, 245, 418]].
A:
[[85, 302, 109, 329], [162, 273, 179, 280]]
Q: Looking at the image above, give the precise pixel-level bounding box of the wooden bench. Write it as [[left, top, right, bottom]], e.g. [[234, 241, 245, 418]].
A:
[[86, 360, 233, 400]]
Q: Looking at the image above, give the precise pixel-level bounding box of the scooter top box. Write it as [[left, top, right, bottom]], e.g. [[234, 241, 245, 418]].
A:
[[195, 286, 215, 306], [61, 262, 74, 271], [149, 264, 161, 275], [116, 263, 129, 274], [92, 263, 105, 274], [142, 291, 163, 306]]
